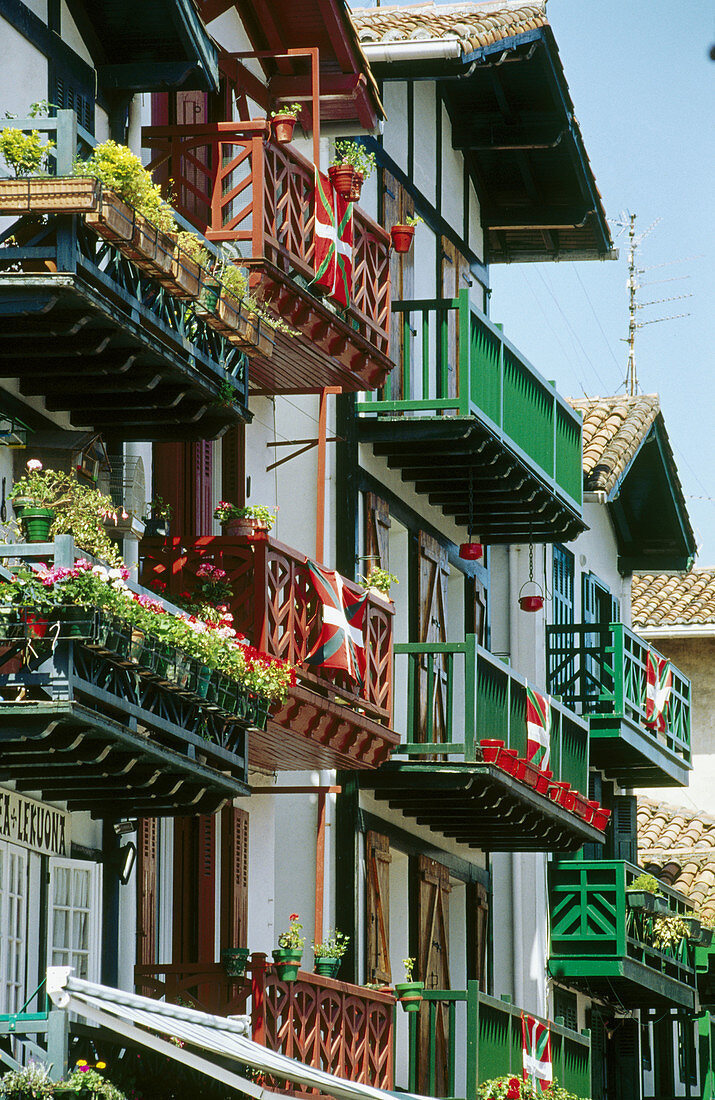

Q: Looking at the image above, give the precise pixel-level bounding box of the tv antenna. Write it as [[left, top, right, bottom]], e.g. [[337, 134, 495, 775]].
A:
[[611, 212, 692, 395]]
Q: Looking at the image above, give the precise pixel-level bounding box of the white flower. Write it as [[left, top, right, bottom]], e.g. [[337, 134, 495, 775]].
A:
[[26, 459, 43, 471], [92, 565, 109, 581], [108, 568, 123, 580]]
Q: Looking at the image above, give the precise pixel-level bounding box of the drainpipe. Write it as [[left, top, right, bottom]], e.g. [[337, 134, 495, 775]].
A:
[[361, 38, 463, 65], [508, 545, 524, 1004]]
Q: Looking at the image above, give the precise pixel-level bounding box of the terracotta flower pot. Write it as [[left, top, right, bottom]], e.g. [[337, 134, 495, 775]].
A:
[[390, 224, 415, 253], [328, 163, 355, 201], [223, 517, 270, 538], [459, 541, 483, 561], [349, 170, 364, 202], [272, 115, 297, 143]]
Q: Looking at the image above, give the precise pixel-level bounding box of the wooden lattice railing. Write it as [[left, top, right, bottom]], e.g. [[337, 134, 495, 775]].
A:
[[140, 535, 393, 724], [135, 956, 395, 1093], [142, 121, 390, 358]]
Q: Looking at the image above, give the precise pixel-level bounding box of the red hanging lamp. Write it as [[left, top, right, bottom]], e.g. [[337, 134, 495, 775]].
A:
[[518, 542, 544, 611], [459, 467, 483, 560]]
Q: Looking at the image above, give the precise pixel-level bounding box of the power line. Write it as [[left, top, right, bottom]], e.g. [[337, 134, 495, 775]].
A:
[[535, 268, 611, 394]]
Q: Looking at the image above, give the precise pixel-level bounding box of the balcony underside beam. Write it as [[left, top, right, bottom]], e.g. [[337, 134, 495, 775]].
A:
[[548, 958, 697, 1011], [360, 763, 603, 852], [360, 417, 584, 543], [587, 715, 691, 788]]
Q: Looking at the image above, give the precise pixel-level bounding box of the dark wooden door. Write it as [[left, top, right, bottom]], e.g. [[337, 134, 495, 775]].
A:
[[416, 855, 451, 1096], [418, 531, 450, 746], [466, 881, 489, 990], [220, 807, 249, 950], [366, 831, 392, 984], [172, 815, 216, 965], [383, 169, 414, 399], [365, 492, 391, 574]]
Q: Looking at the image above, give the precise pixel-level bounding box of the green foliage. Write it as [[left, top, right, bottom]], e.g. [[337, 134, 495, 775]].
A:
[[359, 567, 398, 594], [0, 126, 55, 177], [652, 915, 690, 950], [313, 929, 350, 959], [402, 957, 415, 981], [333, 140, 376, 180], [477, 1078, 589, 1100], [64, 1064, 126, 1100], [145, 495, 173, 521], [405, 214, 423, 227], [0, 1061, 55, 1097], [629, 873, 660, 894], [214, 502, 276, 529], [175, 229, 212, 269], [75, 140, 176, 233], [278, 913, 305, 951], [271, 103, 302, 119]]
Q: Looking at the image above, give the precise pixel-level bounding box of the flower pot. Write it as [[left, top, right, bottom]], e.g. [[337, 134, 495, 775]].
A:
[[521, 759, 542, 789], [221, 946, 250, 978], [0, 174, 100, 214], [626, 890, 657, 912], [519, 594, 544, 612], [314, 957, 340, 979], [653, 895, 670, 915], [272, 115, 297, 143], [591, 806, 611, 831], [60, 606, 94, 639], [497, 748, 525, 781], [143, 518, 170, 539], [390, 225, 415, 253], [171, 247, 202, 298], [394, 980, 424, 1013], [328, 163, 355, 201], [0, 606, 19, 641], [459, 541, 483, 561], [17, 506, 55, 542], [349, 170, 364, 202], [572, 792, 592, 821], [479, 738, 504, 764], [197, 275, 221, 316], [224, 517, 270, 539], [697, 928, 713, 948], [272, 947, 303, 982], [682, 917, 702, 940], [20, 608, 50, 639]]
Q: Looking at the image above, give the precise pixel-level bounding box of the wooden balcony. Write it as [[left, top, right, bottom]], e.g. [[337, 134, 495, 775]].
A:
[[0, 538, 249, 817], [142, 120, 393, 395], [546, 623, 691, 787], [357, 289, 585, 544], [359, 637, 606, 852], [549, 860, 698, 1009], [407, 984, 590, 1099], [134, 955, 394, 1094], [140, 535, 399, 772]]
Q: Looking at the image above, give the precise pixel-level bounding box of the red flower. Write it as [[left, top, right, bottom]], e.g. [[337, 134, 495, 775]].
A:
[[290, 912, 299, 921], [506, 1078, 521, 1099]]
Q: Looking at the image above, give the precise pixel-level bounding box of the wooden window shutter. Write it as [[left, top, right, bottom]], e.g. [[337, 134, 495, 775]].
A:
[[440, 237, 470, 400], [221, 807, 249, 950], [172, 817, 195, 964], [364, 492, 391, 573], [136, 818, 158, 967], [153, 443, 187, 535], [221, 426, 246, 510], [382, 169, 413, 401], [466, 575, 488, 647], [196, 814, 216, 963], [416, 855, 451, 1097], [192, 441, 214, 537], [466, 880, 488, 990], [609, 795, 638, 864], [366, 831, 391, 984], [417, 531, 450, 745]]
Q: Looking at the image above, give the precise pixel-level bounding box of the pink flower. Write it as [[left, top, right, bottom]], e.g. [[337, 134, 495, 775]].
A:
[[26, 459, 42, 471]]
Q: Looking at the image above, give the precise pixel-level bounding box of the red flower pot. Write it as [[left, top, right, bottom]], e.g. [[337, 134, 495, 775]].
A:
[[592, 806, 612, 831], [572, 792, 592, 821], [521, 759, 541, 789], [498, 748, 525, 780], [479, 738, 504, 764], [349, 170, 364, 202], [390, 224, 415, 253], [535, 770, 551, 795], [21, 610, 49, 639], [459, 542, 483, 561], [519, 594, 544, 612], [272, 115, 297, 144], [328, 164, 355, 201]]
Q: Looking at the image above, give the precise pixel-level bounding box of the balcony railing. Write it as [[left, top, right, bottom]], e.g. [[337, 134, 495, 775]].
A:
[[405, 984, 590, 1099], [135, 955, 394, 1094], [549, 860, 698, 1009], [359, 637, 605, 852], [0, 537, 249, 815], [140, 535, 399, 771], [356, 290, 584, 543], [546, 622, 691, 787], [142, 120, 393, 393]]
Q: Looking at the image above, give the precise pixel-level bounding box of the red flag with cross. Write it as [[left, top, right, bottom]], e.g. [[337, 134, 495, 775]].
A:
[[526, 686, 551, 771], [522, 1013, 553, 1092], [644, 649, 672, 732], [314, 170, 353, 308], [304, 560, 368, 685]]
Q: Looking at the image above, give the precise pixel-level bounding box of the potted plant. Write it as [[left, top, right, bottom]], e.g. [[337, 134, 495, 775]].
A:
[[271, 103, 302, 144], [214, 502, 276, 538], [359, 567, 398, 600], [626, 872, 662, 912], [693, 914, 715, 948], [143, 497, 173, 538], [0, 1060, 56, 1097], [312, 929, 350, 978], [394, 956, 424, 1013], [272, 912, 305, 981], [328, 140, 376, 202], [58, 1061, 127, 1099], [221, 946, 251, 978], [390, 214, 423, 254], [651, 914, 690, 952]]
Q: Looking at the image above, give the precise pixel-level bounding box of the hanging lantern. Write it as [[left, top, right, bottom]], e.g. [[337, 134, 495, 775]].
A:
[[459, 541, 483, 560], [460, 468, 482, 560], [518, 543, 545, 611]]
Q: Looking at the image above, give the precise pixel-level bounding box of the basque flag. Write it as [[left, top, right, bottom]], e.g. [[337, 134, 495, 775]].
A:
[[522, 1014, 553, 1092], [645, 649, 672, 732], [314, 170, 353, 308], [526, 686, 551, 771], [305, 561, 368, 685]]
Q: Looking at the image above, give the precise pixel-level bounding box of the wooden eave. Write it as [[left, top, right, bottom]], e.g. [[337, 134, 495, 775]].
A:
[[0, 701, 247, 817], [360, 763, 605, 853], [358, 417, 586, 544], [588, 714, 692, 789], [548, 955, 697, 1011]]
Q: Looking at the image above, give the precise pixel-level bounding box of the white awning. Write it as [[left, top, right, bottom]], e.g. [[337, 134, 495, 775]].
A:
[[47, 968, 426, 1100]]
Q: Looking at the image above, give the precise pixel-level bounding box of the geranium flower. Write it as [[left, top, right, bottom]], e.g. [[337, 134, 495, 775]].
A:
[[26, 459, 43, 471]]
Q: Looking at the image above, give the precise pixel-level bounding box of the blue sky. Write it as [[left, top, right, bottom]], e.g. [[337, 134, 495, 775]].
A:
[[488, 0, 715, 564]]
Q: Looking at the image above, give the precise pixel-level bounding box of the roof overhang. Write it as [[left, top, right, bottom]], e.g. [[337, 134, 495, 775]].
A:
[[636, 624, 715, 640], [608, 419, 697, 573], [364, 27, 613, 262]]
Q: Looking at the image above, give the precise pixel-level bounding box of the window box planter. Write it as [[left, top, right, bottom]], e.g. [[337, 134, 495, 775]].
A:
[[0, 174, 100, 213], [626, 890, 661, 913], [394, 980, 424, 1013], [682, 917, 702, 940], [171, 245, 202, 299], [272, 948, 303, 982], [695, 927, 713, 947], [86, 187, 135, 243]]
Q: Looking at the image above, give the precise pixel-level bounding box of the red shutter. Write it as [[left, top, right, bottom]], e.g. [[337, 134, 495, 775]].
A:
[[221, 807, 249, 950], [136, 818, 157, 967], [221, 425, 246, 509], [197, 814, 216, 963], [172, 817, 194, 964], [192, 440, 214, 536]]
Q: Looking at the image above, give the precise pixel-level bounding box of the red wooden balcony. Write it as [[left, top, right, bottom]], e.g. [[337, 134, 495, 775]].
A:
[[140, 535, 399, 771], [142, 120, 393, 395], [134, 956, 395, 1094]]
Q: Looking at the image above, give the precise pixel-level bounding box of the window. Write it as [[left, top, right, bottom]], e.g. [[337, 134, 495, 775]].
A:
[[0, 841, 28, 1014], [552, 546, 574, 625], [48, 859, 102, 982]]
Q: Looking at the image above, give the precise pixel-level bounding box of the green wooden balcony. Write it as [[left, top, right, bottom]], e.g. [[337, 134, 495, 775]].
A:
[[357, 289, 584, 544], [405, 984, 590, 1099], [546, 623, 691, 787], [360, 637, 606, 852], [549, 860, 698, 1010]]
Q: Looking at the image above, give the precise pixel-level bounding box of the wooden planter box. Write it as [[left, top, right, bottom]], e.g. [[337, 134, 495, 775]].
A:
[[0, 174, 100, 213], [171, 245, 202, 298], [85, 187, 135, 242]]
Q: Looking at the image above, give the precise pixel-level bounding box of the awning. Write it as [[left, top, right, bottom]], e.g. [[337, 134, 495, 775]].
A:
[[47, 970, 426, 1100]]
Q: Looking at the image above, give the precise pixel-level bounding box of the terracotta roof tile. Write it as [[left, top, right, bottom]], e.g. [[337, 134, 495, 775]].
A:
[[632, 569, 715, 628], [638, 797, 715, 922], [351, 1, 548, 53], [568, 394, 660, 494]]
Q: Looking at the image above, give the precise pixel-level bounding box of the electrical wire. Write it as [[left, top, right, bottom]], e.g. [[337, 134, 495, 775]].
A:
[[571, 263, 623, 380], [535, 268, 611, 395], [517, 268, 592, 399]]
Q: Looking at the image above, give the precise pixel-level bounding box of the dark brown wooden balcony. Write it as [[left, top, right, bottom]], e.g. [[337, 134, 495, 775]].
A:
[[140, 535, 399, 772], [134, 955, 395, 1093], [142, 120, 393, 395]]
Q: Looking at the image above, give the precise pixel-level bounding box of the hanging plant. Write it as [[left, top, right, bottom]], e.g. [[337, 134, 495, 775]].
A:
[[270, 103, 302, 144]]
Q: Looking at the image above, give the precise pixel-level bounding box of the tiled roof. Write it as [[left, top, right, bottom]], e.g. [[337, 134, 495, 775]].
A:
[[638, 797, 715, 922], [632, 569, 715, 629], [568, 394, 660, 494], [351, 1, 548, 53]]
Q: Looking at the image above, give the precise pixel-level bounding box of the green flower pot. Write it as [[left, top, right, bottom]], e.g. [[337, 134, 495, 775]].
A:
[[394, 980, 424, 1013], [18, 506, 55, 543], [0, 605, 20, 641], [314, 957, 340, 978], [221, 946, 250, 977], [60, 605, 94, 639], [272, 947, 303, 982]]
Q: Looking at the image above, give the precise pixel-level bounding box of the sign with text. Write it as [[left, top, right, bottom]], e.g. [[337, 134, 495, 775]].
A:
[[0, 787, 70, 856]]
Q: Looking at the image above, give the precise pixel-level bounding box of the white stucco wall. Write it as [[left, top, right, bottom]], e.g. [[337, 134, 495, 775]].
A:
[[0, 25, 47, 117]]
